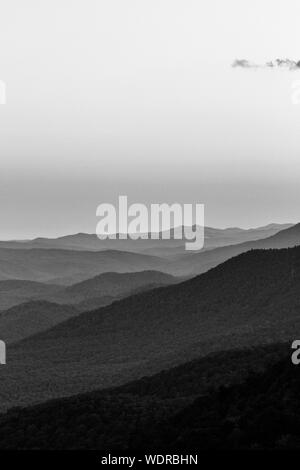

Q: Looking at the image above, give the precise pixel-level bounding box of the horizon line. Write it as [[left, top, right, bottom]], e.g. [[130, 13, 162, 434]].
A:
[[0, 221, 295, 243]]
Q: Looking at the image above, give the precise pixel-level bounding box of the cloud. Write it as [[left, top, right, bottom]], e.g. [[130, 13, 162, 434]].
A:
[[232, 58, 300, 70], [232, 59, 258, 69]]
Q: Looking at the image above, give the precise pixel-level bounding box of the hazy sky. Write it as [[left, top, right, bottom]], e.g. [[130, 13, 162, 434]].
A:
[[1, 0, 300, 239]]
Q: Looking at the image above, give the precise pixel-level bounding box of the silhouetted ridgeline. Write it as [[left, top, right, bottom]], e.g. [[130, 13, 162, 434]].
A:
[[0, 223, 299, 282], [0, 223, 292, 254]]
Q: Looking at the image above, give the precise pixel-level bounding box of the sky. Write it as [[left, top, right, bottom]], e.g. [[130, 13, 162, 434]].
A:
[[0, 0, 300, 239]]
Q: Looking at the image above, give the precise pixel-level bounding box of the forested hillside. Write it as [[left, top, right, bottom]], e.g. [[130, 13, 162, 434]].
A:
[[0, 343, 291, 450], [1, 246, 300, 412]]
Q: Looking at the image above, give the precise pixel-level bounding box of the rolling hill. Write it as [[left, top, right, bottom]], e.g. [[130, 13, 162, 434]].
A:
[[0, 245, 299, 411], [0, 270, 176, 310], [65, 270, 176, 299], [0, 248, 170, 284], [0, 271, 176, 342], [0, 280, 63, 311]]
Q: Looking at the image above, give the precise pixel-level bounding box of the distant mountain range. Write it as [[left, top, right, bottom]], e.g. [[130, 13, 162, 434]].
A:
[[173, 222, 300, 275], [0, 223, 298, 282], [1, 244, 300, 412], [0, 223, 292, 256]]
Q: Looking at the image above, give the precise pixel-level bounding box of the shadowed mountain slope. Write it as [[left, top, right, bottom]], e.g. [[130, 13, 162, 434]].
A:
[[144, 357, 300, 450], [65, 270, 176, 298], [0, 301, 79, 344], [0, 343, 290, 450], [0, 270, 176, 310], [0, 271, 176, 342], [0, 246, 299, 411], [174, 222, 300, 275], [0, 280, 63, 311]]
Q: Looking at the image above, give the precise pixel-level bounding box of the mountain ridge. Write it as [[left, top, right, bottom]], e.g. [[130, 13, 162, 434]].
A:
[[0, 223, 293, 256], [0, 270, 177, 341], [0, 245, 299, 412]]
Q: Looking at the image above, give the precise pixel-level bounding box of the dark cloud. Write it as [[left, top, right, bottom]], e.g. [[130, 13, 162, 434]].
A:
[[232, 58, 300, 70]]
